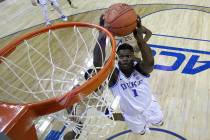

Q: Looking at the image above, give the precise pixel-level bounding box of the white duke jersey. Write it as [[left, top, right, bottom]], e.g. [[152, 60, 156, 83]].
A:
[[110, 68, 152, 115]]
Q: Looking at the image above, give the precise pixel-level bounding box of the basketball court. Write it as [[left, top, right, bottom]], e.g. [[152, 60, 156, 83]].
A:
[[0, 0, 210, 140]]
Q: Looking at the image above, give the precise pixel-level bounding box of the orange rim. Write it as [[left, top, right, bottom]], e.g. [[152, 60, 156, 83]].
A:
[[0, 22, 116, 116]]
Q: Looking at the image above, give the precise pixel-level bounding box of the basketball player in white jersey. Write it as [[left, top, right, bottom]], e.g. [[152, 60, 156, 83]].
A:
[[93, 15, 164, 134], [31, 0, 68, 26]]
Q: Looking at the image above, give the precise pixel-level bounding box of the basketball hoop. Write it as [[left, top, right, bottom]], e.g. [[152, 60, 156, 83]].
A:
[[0, 22, 116, 139]]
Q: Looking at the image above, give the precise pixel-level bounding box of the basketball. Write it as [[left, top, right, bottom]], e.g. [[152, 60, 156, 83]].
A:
[[104, 3, 137, 36]]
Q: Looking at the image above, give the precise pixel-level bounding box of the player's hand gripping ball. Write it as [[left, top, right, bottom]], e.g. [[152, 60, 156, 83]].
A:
[[104, 3, 137, 36]]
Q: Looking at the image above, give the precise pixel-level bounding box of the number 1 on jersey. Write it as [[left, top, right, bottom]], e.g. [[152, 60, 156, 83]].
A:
[[132, 89, 138, 97]]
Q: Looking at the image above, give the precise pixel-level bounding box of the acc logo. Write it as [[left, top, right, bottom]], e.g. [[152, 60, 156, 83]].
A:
[[150, 44, 210, 75]]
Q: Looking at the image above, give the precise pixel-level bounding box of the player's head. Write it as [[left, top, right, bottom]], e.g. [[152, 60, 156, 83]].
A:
[[117, 43, 134, 71], [117, 43, 134, 53]]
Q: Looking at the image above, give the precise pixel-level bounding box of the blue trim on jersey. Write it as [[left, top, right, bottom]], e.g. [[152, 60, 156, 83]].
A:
[[110, 65, 150, 89], [120, 70, 133, 79], [109, 81, 118, 88]]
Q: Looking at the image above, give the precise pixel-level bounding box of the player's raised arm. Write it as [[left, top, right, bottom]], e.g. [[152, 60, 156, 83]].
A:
[[93, 15, 107, 68], [133, 17, 154, 74]]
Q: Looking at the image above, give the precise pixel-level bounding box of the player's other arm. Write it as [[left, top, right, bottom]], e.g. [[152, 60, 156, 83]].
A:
[[133, 17, 154, 74], [93, 15, 119, 86], [141, 25, 152, 42], [136, 15, 152, 43], [93, 15, 107, 68]]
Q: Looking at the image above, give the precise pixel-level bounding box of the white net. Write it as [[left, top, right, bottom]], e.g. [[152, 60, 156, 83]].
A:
[[51, 79, 118, 139], [0, 26, 111, 103], [0, 24, 119, 139]]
